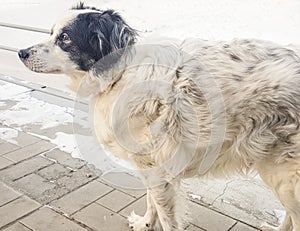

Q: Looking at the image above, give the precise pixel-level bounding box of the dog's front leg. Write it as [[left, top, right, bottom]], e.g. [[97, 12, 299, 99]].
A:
[[148, 182, 183, 231], [128, 189, 161, 231]]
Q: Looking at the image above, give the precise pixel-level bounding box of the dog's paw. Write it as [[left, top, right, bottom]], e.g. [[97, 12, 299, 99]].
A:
[[260, 224, 279, 231], [128, 211, 153, 231]]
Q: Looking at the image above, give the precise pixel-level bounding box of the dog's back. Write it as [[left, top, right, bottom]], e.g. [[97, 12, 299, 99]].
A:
[[181, 39, 300, 164]]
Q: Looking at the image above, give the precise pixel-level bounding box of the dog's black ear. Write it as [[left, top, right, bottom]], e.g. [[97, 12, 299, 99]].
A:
[[88, 10, 137, 60]]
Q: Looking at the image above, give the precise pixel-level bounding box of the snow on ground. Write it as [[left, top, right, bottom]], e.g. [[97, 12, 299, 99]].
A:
[[0, 80, 82, 132], [89, 0, 300, 45], [0, 80, 137, 176], [0, 127, 19, 145]]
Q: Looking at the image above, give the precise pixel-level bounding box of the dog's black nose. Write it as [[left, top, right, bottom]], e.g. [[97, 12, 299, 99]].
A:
[[18, 49, 30, 59]]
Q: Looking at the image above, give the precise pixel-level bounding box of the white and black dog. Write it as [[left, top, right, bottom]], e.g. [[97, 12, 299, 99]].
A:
[[19, 3, 300, 231]]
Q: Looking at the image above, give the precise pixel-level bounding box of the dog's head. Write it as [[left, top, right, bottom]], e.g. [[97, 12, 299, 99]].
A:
[[18, 3, 137, 75]]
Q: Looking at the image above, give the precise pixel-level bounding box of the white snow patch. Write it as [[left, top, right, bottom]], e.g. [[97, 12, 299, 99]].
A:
[[0, 81, 29, 100], [0, 93, 73, 129], [0, 127, 19, 145], [189, 193, 202, 201], [0, 81, 89, 130], [273, 209, 286, 224], [52, 132, 78, 155]]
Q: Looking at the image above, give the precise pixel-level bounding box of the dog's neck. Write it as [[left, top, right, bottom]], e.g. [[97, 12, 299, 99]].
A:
[[66, 71, 87, 93]]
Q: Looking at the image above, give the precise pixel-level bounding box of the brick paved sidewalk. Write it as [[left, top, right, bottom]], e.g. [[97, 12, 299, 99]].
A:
[[0, 123, 260, 231]]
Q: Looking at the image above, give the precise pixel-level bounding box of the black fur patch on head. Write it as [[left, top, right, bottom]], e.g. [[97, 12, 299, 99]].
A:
[[71, 2, 101, 11], [58, 7, 138, 71]]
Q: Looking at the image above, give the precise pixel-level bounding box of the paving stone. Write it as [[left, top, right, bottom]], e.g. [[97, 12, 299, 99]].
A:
[[3, 140, 55, 162], [0, 196, 40, 229], [99, 172, 145, 198], [45, 149, 86, 169], [101, 179, 146, 198], [117, 187, 146, 199], [98, 173, 146, 198], [13, 173, 68, 204], [0, 181, 22, 207], [97, 189, 136, 212], [230, 222, 259, 231], [0, 156, 14, 170], [37, 163, 72, 180], [2, 222, 31, 231], [73, 203, 129, 231], [0, 130, 40, 148], [119, 195, 146, 218], [21, 207, 86, 231], [50, 180, 113, 215], [184, 178, 283, 227], [0, 156, 53, 181], [12, 131, 41, 147], [188, 201, 236, 231], [185, 224, 205, 231], [56, 165, 97, 191], [0, 142, 20, 156]]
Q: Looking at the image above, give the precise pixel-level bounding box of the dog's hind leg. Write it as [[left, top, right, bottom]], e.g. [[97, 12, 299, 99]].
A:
[[257, 160, 300, 231], [128, 189, 161, 231]]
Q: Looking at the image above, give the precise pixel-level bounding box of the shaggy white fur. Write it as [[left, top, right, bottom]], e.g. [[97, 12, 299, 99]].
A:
[[86, 39, 300, 231]]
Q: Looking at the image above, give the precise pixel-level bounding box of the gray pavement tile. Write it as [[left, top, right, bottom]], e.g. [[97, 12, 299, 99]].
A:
[[0, 156, 53, 181], [44, 149, 86, 169], [0, 196, 40, 229], [0, 129, 40, 149], [73, 203, 129, 231], [3, 140, 55, 162], [230, 222, 259, 231], [119, 195, 146, 218], [99, 180, 146, 199], [96, 189, 136, 212], [99, 172, 144, 193], [185, 224, 205, 231], [98, 174, 146, 198], [117, 187, 146, 199], [11, 131, 41, 147], [0, 181, 22, 207], [20, 207, 86, 231], [2, 222, 31, 231], [0, 156, 14, 170], [21, 207, 86, 231], [37, 163, 72, 180], [184, 178, 282, 228], [0, 142, 20, 156], [188, 201, 236, 231], [50, 180, 113, 215], [56, 165, 97, 192], [13, 173, 68, 204]]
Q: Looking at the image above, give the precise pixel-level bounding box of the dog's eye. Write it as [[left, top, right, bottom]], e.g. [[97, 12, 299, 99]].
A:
[[60, 33, 71, 43]]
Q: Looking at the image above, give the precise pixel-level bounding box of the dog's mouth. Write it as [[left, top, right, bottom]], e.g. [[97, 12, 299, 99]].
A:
[[19, 58, 62, 74], [30, 67, 62, 74]]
